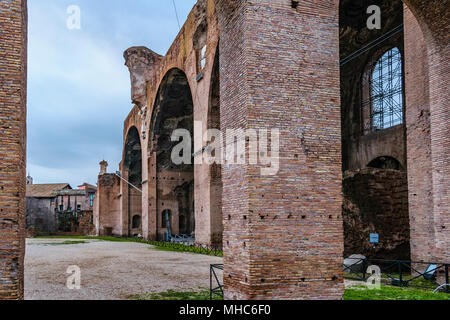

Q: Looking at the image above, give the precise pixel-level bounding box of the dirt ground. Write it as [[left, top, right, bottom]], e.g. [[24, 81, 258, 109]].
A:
[[24, 238, 223, 300]]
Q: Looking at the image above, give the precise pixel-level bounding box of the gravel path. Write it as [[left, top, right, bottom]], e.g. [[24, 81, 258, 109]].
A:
[[25, 238, 223, 300]]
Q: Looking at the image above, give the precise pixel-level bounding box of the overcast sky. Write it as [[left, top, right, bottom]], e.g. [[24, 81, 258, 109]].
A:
[[27, 0, 197, 187]]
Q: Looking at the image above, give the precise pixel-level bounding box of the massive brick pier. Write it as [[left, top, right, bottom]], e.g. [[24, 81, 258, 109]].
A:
[[0, 0, 27, 300]]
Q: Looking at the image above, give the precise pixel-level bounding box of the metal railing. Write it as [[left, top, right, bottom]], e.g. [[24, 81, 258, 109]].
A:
[[344, 258, 449, 293], [210, 264, 224, 300]]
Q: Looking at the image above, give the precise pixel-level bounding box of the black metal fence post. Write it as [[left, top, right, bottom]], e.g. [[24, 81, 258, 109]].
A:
[[362, 259, 367, 282], [445, 264, 449, 293], [210, 265, 212, 300], [210, 264, 224, 300]]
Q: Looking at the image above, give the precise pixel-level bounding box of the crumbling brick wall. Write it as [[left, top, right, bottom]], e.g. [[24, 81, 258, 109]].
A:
[[57, 211, 95, 236], [26, 197, 57, 235], [343, 168, 410, 260], [94, 174, 121, 236], [0, 0, 27, 300]]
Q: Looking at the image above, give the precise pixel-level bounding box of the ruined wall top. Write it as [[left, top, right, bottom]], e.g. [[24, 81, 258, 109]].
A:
[[124, 46, 162, 109]]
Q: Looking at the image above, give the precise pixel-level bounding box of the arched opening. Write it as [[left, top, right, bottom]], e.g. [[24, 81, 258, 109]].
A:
[[124, 126, 142, 237], [132, 215, 141, 229], [339, 0, 410, 260], [368, 156, 403, 171], [207, 46, 223, 246], [149, 68, 194, 241]]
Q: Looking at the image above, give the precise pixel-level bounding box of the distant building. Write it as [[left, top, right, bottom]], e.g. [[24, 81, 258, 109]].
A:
[[26, 178, 97, 236], [26, 183, 71, 235]]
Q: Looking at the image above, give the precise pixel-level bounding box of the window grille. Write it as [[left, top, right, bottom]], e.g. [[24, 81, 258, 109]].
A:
[[362, 47, 404, 133]]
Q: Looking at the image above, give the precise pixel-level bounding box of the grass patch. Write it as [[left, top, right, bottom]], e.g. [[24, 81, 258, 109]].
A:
[[128, 285, 449, 301], [344, 285, 450, 300], [345, 271, 440, 290], [33, 236, 223, 257], [128, 288, 223, 300], [149, 242, 222, 256], [42, 240, 88, 246]]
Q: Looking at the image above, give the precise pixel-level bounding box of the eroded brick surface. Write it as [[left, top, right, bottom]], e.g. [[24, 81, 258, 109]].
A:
[[343, 168, 410, 260], [0, 0, 27, 300]]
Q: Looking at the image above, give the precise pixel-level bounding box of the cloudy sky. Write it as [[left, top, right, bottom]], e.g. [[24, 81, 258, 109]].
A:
[[27, 0, 197, 187]]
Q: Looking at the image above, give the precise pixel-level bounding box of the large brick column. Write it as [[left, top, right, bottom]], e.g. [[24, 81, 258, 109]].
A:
[[216, 0, 344, 299], [403, 6, 435, 263], [0, 0, 27, 300], [404, 0, 450, 263]]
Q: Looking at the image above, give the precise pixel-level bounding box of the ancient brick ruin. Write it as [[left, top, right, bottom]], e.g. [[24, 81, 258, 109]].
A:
[[1, 0, 449, 300], [0, 0, 27, 300], [343, 168, 410, 260], [25, 182, 96, 236]]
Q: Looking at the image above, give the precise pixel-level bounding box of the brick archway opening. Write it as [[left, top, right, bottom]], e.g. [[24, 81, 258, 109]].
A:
[[207, 45, 223, 247], [338, 0, 448, 267], [339, 0, 411, 261], [149, 68, 195, 240], [123, 126, 143, 237]]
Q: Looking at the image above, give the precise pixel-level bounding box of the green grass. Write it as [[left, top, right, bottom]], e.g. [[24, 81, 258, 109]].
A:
[[344, 285, 450, 300], [127, 285, 449, 301], [33, 235, 223, 257], [128, 288, 223, 300], [41, 240, 88, 246], [345, 271, 439, 290]]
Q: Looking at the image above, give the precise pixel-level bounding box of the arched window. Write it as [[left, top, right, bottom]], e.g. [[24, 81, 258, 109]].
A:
[[363, 47, 404, 133], [132, 215, 141, 229]]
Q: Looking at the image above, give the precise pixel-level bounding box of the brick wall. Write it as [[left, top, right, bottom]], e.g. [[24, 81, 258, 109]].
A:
[[26, 198, 56, 235], [403, 6, 435, 263], [343, 168, 410, 260], [93, 0, 447, 300], [403, 0, 449, 264], [0, 0, 27, 300], [117, 0, 222, 245], [216, 0, 344, 299], [94, 174, 121, 236], [56, 210, 95, 236]]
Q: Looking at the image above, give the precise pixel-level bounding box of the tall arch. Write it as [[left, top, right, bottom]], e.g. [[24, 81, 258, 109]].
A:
[[403, 0, 450, 264], [148, 68, 194, 240], [339, 0, 411, 260], [123, 126, 142, 237], [207, 45, 223, 246], [339, 0, 449, 266]]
